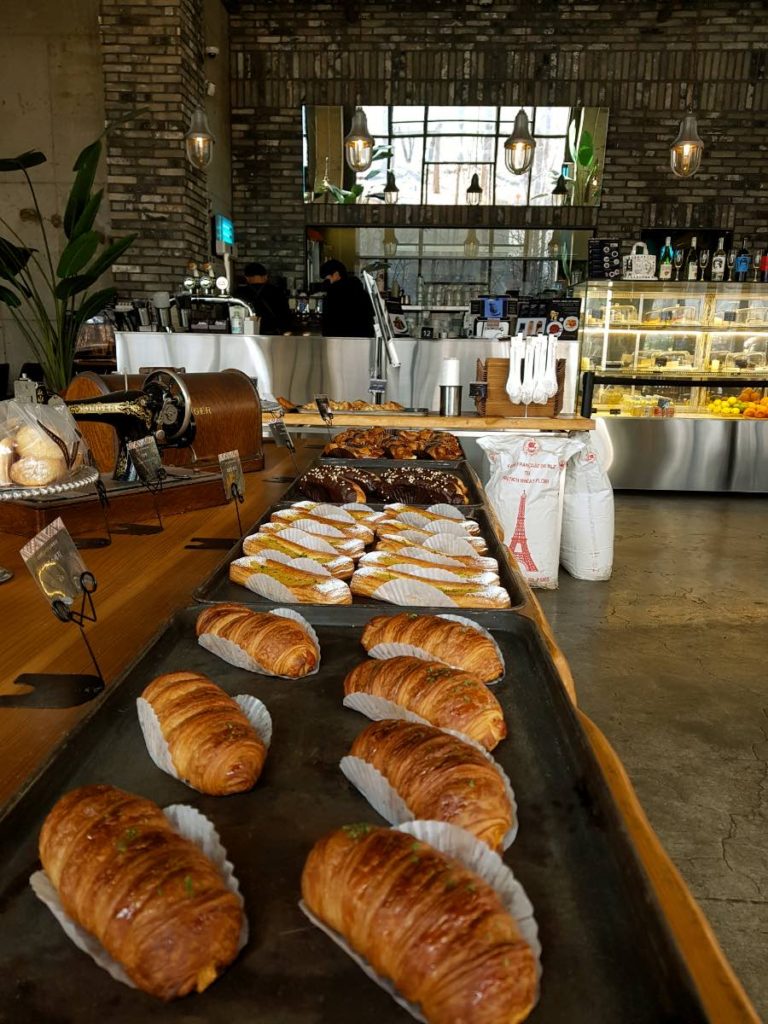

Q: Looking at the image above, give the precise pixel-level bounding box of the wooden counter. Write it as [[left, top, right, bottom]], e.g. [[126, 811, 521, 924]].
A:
[[282, 412, 595, 431], [0, 440, 758, 1022]]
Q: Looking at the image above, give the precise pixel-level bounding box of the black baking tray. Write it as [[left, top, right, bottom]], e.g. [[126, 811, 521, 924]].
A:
[[281, 457, 483, 504], [192, 502, 527, 612], [0, 606, 707, 1022]]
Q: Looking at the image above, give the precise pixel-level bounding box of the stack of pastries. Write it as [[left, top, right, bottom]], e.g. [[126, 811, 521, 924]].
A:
[[297, 464, 471, 505], [323, 427, 462, 461]]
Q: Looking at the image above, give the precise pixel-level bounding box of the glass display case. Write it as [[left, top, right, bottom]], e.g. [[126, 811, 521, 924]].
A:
[[574, 280, 768, 418]]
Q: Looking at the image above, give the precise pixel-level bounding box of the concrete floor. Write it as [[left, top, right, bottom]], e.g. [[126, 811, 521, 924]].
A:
[[538, 493, 768, 1020]]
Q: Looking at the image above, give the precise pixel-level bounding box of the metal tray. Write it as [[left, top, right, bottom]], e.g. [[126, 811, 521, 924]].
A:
[[192, 503, 527, 611], [281, 457, 483, 504], [295, 407, 430, 416], [0, 606, 707, 1022]]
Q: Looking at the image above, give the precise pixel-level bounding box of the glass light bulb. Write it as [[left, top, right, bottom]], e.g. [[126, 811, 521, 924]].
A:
[[344, 107, 375, 172], [185, 107, 215, 169], [384, 171, 399, 205], [466, 172, 483, 207], [670, 114, 704, 178], [504, 110, 536, 175]]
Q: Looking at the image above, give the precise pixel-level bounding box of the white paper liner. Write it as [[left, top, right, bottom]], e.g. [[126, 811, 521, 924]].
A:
[[136, 692, 272, 788], [383, 562, 497, 586], [363, 577, 459, 607], [340, 734, 518, 849], [231, 555, 351, 604], [383, 502, 465, 522], [343, 691, 434, 729], [30, 804, 248, 991], [272, 509, 373, 542], [363, 547, 462, 569], [381, 529, 486, 553], [295, 502, 356, 523], [244, 526, 339, 556], [299, 819, 540, 1022], [394, 544, 499, 573], [260, 520, 364, 557], [387, 512, 480, 537]]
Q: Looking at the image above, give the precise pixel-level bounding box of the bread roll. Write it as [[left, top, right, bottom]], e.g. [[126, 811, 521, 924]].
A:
[[15, 423, 63, 460], [361, 612, 504, 683], [39, 785, 244, 1000], [302, 825, 536, 1024], [344, 655, 506, 750], [349, 719, 514, 849], [0, 440, 13, 486], [10, 455, 66, 487], [196, 603, 319, 677], [140, 670, 267, 794]]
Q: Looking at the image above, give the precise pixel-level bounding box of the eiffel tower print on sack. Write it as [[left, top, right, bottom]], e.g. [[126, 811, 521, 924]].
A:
[[509, 492, 538, 573]]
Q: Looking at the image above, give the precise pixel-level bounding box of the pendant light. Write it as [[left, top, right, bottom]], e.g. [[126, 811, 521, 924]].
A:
[[383, 170, 399, 205], [185, 107, 215, 169], [463, 228, 480, 258], [504, 109, 536, 175], [551, 173, 569, 206], [466, 172, 483, 206], [670, 113, 704, 178], [344, 107, 375, 172], [383, 227, 399, 258]]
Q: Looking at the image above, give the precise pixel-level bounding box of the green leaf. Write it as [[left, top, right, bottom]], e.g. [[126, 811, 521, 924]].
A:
[[57, 231, 100, 278], [71, 287, 117, 327], [0, 284, 22, 308], [55, 273, 97, 299], [326, 184, 347, 203], [63, 140, 101, 238], [577, 130, 594, 167], [0, 237, 34, 280], [0, 150, 47, 173], [81, 233, 135, 281], [70, 189, 104, 240]]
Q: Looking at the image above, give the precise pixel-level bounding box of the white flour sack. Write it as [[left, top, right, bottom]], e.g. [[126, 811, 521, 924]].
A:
[[478, 434, 582, 589], [560, 444, 615, 581]]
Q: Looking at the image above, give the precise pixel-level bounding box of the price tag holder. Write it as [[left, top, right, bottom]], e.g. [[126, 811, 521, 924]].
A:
[[17, 518, 104, 705], [269, 418, 295, 452], [219, 449, 245, 537], [127, 436, 166, 529], [368, 377, 387, 394], [315, 394, 333, 423], [469, 381, 488, 399]]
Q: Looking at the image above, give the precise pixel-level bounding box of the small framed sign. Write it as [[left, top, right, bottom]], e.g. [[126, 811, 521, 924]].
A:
[[20, 517, 89, 609], [269, 419, 296, 452], [219, 449, 245, 502], [126, 436, 165, 485]]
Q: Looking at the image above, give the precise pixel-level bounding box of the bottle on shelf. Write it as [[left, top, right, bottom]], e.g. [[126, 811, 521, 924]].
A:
[[658, 237, 674, 280], [685, 236, 699, 281], [711, 237, 726, 282], [760, 249, 768, 284], [733, 237, 751, 282]]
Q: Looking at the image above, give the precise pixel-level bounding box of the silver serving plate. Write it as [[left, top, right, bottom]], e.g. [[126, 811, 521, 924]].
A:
[[0, 465, 100, 502]]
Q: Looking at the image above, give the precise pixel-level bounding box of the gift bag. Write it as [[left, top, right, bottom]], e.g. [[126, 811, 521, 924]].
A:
[[622, 242, 657, 280]]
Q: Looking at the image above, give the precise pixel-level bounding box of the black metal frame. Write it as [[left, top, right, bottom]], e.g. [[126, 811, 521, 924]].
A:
[[580, 369, 768, 417]]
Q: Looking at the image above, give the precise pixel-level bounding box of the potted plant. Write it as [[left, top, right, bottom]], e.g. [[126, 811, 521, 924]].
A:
[[0, 129, 136, 392]]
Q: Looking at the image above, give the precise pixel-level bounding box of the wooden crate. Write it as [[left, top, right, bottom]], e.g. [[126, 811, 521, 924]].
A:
[[474, 357, 565, 418]]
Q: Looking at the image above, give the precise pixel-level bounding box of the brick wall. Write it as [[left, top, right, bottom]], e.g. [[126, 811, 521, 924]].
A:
[[100, 0, 210, 295], [230, 0, 768, 285]]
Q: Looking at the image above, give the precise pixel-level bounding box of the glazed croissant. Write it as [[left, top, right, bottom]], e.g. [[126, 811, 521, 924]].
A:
[[271, 507, 374, 544], [39, 785, 244, 1000], [258, 520, 365, 559], [242, 532, 355, 579], [361, 612, 504, 683], [302, 825, 536, 1024], [351, 566, 511, 609], [196, 602, 319, 676], [229, 555, 353, 605], [349, 719, 514, 850], [344, 656, 506, 749], [359, 550, 500, 584], [140, 670, 267, 794]]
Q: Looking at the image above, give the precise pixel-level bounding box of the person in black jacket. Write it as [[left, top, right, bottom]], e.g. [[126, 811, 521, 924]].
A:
[[319, 259, 375, 338], [234, 262, 290, 335]]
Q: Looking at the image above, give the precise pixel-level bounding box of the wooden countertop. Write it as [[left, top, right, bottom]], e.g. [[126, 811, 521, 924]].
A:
[[0, 440, 757, 1022], [282, 412, 595, 431]]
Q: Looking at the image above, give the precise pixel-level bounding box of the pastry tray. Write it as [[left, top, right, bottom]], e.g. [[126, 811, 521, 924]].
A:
[[192, 502, 527, 611], [320, 435, 467, 463], [0, 606, 707, 1022], [295, 406, 430, 416], [280, 457, 483, 503]]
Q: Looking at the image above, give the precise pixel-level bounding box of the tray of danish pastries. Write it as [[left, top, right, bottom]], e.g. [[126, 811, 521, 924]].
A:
[[193, 498, 527, 612], [0, 604, 707, 1022], [321, 428, 465, 463], [280, 459, 483, 505]]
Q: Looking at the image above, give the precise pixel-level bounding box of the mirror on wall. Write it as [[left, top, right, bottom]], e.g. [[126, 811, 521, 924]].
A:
[[302, 105, 609, 207]]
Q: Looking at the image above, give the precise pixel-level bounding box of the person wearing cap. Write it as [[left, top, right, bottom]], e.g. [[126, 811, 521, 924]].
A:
[[234, 262, 290, 335], [319, 259, 375, 338]]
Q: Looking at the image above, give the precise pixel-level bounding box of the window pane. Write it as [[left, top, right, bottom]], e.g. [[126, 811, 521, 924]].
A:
[[391, 136, 424, 203], [360, 105, 389, 136], [532, 106, 571, 135], [498, 106, 534, 134], [426, 134, 496, 162], [495, 141, 531, 205], [529, 136, 568, 205], [427, 106, 496, 135]]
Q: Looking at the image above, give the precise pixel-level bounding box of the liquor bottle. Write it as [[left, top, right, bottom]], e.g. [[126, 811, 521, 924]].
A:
[[711, 237, 726, 282], [658, 237, 674, 280], [734, 237, 751, 282], [686, 236, 699, 281]]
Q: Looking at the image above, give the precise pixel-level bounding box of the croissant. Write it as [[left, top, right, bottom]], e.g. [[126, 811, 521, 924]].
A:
[[229, 556, 353, 605], [348, 719, 513, 849], [344, 656, 506, 749], [39, 785, 244, 1000], [378, 524, 488, 553], [258, 520, 365, 559], [301, 825, 536, 1023], [361, 613, 504, 683], [140, 671, 267, 794], [196, 603, 319, 676], [271, 508, 374, 544], [377, 509, 481, 535], [376, 536, 500, 572], [359, 550, 499, 585], [242, 532, 354, 579], [290, 500, 384, 525], [351, 566, 511, 609]]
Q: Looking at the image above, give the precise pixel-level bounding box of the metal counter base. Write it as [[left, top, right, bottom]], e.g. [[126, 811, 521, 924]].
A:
[[600, 415, 768, 492]]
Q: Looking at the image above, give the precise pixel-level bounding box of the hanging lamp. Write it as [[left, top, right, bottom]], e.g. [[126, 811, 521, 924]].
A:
[[463, 228, 480, 258], [383, 227, 399, 258], [504, 109, 536, 175], [185, 107, 215, 169], [383, 170, 400, 205], [551, 173, 569, 206], [344, 107, 375, 172], [466, 172, 483, 206], [670, 113, 704, 178]]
